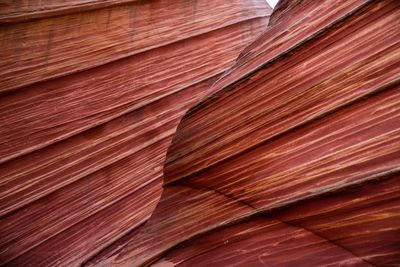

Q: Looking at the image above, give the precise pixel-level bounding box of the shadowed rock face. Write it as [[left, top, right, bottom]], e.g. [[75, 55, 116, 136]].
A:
[[0, 1, 271, 266], [109, 0, 400, 266]]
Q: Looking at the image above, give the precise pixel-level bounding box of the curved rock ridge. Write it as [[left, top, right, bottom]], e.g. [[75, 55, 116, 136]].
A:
[[0, 0, 271, 266], [112, 0, 400, 266]]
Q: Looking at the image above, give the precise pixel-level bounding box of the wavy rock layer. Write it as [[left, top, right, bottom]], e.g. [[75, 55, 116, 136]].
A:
[[113, 0, 400, 266], [0, 1, 271, 266]]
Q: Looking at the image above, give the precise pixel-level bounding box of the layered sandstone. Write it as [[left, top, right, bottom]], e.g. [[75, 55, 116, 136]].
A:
[[113, 0, 400, 266], [0, 1, 271, 266]]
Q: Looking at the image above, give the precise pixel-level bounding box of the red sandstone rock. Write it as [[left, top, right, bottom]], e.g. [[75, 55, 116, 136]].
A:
[[2, 0, 399, 266], [0, 1, 271, 266], [154, 177, 400, 266], [112, 0, 400, 266]]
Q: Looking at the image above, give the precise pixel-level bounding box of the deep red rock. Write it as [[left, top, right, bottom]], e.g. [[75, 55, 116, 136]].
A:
[[0, 1, 271, 266], [2, 0, 399, 266], [112, 0, 400, 266]]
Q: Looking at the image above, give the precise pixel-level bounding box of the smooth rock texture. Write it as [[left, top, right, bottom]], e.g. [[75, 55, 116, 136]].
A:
[[0, 0, 271, 266], [113, 0, 400, 266]]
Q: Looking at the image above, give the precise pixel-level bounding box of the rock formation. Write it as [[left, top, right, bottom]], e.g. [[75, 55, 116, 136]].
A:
[[109, 0, 400, 266], [0, 1, 271, 266], [1, 0, 399, 266]]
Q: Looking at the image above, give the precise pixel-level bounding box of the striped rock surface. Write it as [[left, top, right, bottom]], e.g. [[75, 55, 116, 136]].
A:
[[113, 0, 400, 266], [0, 0, 271, 266]]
